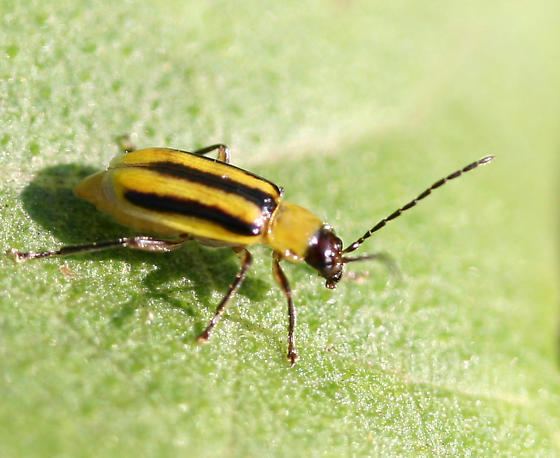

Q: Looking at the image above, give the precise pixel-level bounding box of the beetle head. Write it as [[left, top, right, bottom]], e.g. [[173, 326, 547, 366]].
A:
[[305, 226, 344, 289]]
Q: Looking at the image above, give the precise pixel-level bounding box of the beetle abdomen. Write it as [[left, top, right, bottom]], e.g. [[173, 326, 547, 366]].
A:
[[76, 148, 282, 245]]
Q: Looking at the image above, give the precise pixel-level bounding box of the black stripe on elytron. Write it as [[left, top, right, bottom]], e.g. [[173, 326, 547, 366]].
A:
[[124, 190, 263, 237], [134, 161, 279, 208]]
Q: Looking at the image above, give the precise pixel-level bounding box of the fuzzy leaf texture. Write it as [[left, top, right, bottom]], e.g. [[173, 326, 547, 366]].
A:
[[0, 1, 559, 456]]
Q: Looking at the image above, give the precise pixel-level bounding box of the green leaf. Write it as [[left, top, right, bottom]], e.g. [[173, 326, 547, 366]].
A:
[[1, 1, 559, 456]]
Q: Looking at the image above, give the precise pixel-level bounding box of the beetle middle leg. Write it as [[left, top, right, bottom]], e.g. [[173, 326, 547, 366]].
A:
[[272, 253, 298, 366], [7, 236, 188, 262], [197, 248, 252, 343], [192, 144, 231, 163]]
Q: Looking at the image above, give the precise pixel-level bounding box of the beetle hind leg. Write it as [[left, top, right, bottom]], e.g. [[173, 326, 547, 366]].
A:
[[197, 248, 252, 342], [7, 236, 188, 262]]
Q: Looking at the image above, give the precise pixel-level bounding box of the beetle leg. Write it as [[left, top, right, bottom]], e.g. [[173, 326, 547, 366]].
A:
[[115, 134, 136, 153], [342, 251, 402, 280], [272, 254, 298, 366], [7, 236, 188, 262], [192, 144, 231, 163], [197, 248, 252, 343]]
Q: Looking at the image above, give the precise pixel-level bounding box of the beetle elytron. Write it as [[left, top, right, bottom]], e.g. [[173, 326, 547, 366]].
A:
[[9, 143, 494, 365]]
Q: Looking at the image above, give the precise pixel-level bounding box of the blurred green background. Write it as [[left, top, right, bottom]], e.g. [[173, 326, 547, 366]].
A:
[[1, 1, 558, 456]]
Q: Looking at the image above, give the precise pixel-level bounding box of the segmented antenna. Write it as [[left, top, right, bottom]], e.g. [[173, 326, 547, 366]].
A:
[[343, 155, 494, 254]]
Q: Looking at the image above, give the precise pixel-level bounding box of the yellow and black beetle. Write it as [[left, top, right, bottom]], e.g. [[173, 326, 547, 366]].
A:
[[8, 143, 494, 365]]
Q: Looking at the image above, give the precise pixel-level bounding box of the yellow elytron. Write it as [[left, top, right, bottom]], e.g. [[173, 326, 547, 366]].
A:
[[9, 143, 493, 365]]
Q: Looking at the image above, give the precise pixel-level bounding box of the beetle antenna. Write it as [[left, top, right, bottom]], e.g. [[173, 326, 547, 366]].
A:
[[342, 155, 494, 254], [342, 252, 401, 278]]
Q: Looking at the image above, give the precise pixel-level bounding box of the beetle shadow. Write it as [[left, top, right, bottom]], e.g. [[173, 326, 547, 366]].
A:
[[18, 164, 269, 330]]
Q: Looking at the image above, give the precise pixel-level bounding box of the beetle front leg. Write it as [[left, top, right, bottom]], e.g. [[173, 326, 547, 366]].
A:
[[7, 236, 188, 262], [197, 248, 252, 343], [272, 254, 298, 366]]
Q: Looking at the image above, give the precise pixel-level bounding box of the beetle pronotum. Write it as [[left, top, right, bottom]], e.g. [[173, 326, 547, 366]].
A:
[[8, 143, 494, 365]]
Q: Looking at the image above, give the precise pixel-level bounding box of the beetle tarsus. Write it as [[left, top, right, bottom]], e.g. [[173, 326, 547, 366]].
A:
[[6, 248, 41, 262], [196, 330, 210, 343], [288, 350, 299, 366], [6, 248, 24, 262]]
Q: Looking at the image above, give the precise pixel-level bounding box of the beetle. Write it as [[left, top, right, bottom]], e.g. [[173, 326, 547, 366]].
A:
[[8, 143, 494, 365]]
